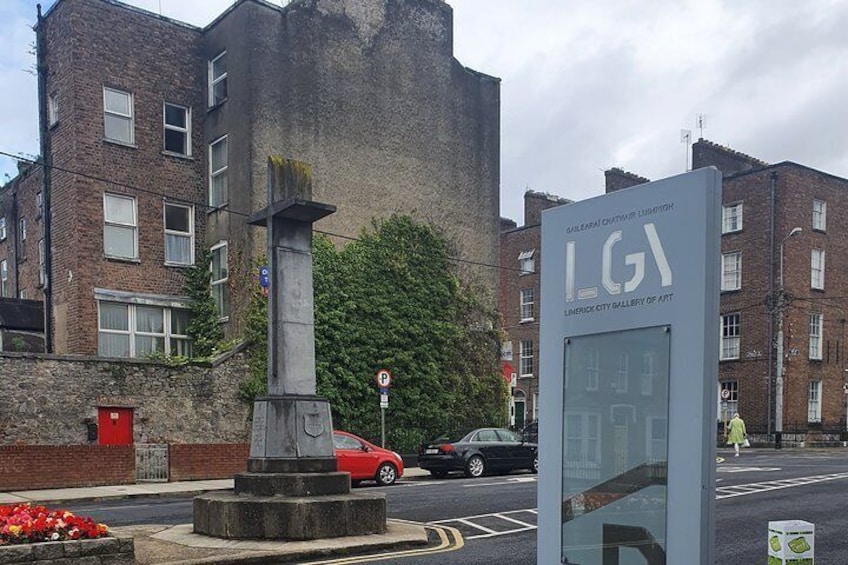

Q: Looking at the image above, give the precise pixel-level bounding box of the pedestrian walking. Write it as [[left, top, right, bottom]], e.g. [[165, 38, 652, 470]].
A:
[[727, 412, 747, 457]]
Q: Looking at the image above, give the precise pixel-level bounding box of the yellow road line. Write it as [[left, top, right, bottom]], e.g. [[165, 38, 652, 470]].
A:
[[299, 523, 464, 564]]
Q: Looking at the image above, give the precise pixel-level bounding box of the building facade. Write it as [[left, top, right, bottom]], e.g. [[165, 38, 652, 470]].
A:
[[0, 0, 500, 356], [500, 140, 848, 444]]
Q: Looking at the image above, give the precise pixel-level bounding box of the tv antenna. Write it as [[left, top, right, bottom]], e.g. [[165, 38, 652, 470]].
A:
[[696, 114, 706, 139]]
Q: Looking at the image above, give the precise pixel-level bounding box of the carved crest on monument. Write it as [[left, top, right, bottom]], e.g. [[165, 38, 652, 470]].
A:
[[304, 412, 325, 438]]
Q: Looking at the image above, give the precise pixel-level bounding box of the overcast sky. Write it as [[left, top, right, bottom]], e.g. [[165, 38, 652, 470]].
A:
[[2, 0, 847, 224]]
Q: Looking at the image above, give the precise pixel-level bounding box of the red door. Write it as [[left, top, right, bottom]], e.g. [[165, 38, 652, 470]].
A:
[[98, 407, 133, 445]]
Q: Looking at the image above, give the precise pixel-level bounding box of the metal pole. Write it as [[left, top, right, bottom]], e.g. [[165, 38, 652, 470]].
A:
[[775, 228, 801, 449], [381, 407, 386, 448]]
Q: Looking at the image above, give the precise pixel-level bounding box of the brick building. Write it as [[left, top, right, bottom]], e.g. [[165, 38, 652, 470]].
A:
[[501, 139, 848, 444], [499, 191, 571, 428], [0, 0, 500, 356]]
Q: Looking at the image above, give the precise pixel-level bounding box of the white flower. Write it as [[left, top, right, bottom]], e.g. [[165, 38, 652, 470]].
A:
[[51, 532, 60, 541]]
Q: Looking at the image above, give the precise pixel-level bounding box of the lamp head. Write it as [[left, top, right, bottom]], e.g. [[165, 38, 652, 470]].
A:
[[789, 227, 802, 237]]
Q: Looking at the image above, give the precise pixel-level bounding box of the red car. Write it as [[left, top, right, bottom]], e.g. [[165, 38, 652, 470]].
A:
[[332, 430, 405, 486]]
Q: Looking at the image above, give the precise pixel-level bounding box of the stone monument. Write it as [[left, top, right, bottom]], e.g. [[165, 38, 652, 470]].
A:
[[193, 157, 387, 540]]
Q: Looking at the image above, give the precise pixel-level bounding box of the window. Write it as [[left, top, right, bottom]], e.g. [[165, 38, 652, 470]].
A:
[[98, 301, 191, 358], [18, 219, 26, 259], [722, 202, 743, 234], [211, 242, 229, 318], [164, 203, 194, 265], [564, 412, 600, 465], [808, 381, 821, 423], [19, 289, 27, 300], [164, 103, 191, 156], [615, 352, 629, 393], [208, 51, 227, 107], [719, 380, 738, 419], [811, 249, 825, 290], [36, 192, 43, 218], [0, 217, 5, 240], [518, 250, 535, 275], [103, 87, 134, 144], [586, 348, 599, 391], [0, 260, 7, 298], [103, 193, 138, 259], [809, 313, 822, 360], [209, 136, 228, 207], [646, 417, 667, 462], [812, 199, 826, 231], [48, 94, 59, 127], [519, 339, 534, 377], [721, 313, 740, 360], [520, 288, 534, 321], [640, 352, 655, 396], [721, 252, 741, 291], [38, 239, 45, 287]]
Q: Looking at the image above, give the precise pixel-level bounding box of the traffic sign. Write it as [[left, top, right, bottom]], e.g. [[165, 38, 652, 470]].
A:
[[379, 387, 389, 395], [259, 266, 270, 288], [720, 388, 730, 400], [380, 394, 389, 408], [375, 369, 392, 388]]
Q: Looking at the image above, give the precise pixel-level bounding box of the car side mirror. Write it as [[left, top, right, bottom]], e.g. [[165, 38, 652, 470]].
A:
[[361, 445, 372, 452]]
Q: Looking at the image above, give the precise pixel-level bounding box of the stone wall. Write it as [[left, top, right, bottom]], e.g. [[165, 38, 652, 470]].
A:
[[0, 346, 252, 446], [0, 537, 134, 565]]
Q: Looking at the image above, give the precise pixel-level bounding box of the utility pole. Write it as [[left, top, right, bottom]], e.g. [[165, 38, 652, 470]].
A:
[[775, 227, 802, 449]]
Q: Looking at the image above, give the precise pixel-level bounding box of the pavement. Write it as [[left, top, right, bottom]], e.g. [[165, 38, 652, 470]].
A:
[[0, 467, 441, 565]]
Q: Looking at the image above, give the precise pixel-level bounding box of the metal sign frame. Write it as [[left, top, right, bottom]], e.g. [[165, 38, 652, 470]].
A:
[[537, 168, 721, 564]]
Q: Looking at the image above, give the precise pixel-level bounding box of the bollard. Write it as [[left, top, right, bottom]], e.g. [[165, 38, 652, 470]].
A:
[[768, 520, 814, 564]]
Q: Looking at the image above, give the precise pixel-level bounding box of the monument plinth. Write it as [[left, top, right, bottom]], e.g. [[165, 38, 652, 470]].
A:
[[193, 157, 387, 540]]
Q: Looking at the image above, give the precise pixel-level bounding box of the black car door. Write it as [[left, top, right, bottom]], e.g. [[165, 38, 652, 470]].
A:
[[496, 428, 527, 469], [471, 428, 506, 468]]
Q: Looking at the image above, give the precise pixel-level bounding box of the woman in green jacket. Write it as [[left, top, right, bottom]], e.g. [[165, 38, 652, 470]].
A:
[[727, 412, 747, 457]]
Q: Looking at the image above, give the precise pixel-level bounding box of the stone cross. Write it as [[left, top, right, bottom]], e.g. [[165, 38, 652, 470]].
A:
[[246, 157, 337, 473]]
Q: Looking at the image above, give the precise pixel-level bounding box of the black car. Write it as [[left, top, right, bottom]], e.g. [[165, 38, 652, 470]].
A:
[[418, 427, 538, 478], [521, 421, 538, 443]]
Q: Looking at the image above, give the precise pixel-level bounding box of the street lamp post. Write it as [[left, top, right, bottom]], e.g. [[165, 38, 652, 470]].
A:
[[775, 227, 802, 449]]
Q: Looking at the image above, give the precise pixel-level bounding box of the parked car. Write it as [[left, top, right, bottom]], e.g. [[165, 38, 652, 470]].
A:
[[521, 420, 538, 444], [417, 427, 538, 479], [332, 430, 404, 486]]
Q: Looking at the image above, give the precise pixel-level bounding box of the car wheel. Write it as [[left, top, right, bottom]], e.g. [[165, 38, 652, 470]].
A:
[[430, 470, 448, 479], [465, 455, 485, 478], [376, 463, 398, 486], [531, 451, 538, 474]]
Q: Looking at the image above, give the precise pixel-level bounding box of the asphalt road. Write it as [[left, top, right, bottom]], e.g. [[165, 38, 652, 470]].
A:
[[66, 449, 848, 564]]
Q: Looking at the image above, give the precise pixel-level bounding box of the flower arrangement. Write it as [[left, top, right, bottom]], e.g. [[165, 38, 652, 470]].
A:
[[0, 504, 109, 545]]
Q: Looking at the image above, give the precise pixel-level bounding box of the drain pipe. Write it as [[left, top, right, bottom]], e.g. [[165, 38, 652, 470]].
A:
[[766, 171, 777, 440], [35, 4, 53, 353]]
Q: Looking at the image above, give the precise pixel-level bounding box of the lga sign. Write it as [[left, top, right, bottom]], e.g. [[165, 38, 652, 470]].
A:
[[537, 168, 721, 565]]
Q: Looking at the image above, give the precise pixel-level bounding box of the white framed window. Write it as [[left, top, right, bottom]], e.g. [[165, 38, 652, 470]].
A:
[[519, 339, 534, 377], [719, 380, 739, 420], [586, 347, 599, 391], [721, 313, 740, 360], [18, 218, 26, 259], [640, 352, 655, 396], [103, 87, 134, 144], [807, 380, 821, 423], [103, 193, 138, 259], [809, 313, 822, 360], [211, 241, 229, 318], [163, 103, 191, 156], [164, 203, 194, 265], [0, 260, 7, 298], [0, 217, 5, 240], [721, 252, 741, 291], [520, 288, 534, 322], [812, 199, 826, 231], [98, 301, 191, 358], [811, 249, 825, 290], [615, 352, 629, 393], [36, 192, 43, 218], [646, 417, 667, 462], [722, 202, 743, 234], [19, 289, 27, 300], [564, 412, 600, 465], [38, 239, 45, 287], [48, 94, 59, 127], [518, 250, 535, 275], [208, 51, 227, 107], [209, 135, 228, 207]]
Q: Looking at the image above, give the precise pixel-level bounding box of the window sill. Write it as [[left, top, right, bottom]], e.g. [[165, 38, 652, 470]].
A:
[[207, 204, 229, 215], [518, 374, 534, 379], [720, 357, 740, 362], [162, 150, 194, 161], [519, 271, 535, 277], [811, 287, 825, 292], [105, 255, 141, 264], [519, 318, 535, 324], [207, 99, 228, 113], [164, 261, 194, 268], [103, 138, 137, 149], [721, 229, 743, 236], [809, 357, 822, 362], [217, 316, 230, 324]]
